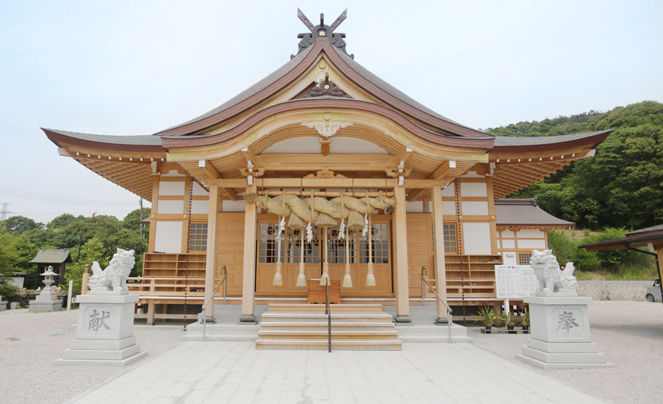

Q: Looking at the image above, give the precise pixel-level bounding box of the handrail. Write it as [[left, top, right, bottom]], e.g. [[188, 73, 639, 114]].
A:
[[202, 274, 227, 342], [421, 274, 453, 343]]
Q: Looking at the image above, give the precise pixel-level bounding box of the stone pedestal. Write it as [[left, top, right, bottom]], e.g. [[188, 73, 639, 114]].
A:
[[0, 301, 7, 311], [55, 293, 146, 366], [28, 289, 63, 312], [516, 295, 614, 369]]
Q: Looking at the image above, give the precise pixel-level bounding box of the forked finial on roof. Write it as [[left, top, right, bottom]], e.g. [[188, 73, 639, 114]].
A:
[[292, 8, 353, 59]]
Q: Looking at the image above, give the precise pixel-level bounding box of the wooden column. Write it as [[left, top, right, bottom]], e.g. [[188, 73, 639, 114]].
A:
[[204, 184, 221, 320], [240, 183, 257, 322], [431, 185, 448, 322], [393, 180, 411, 322], [148, 176, 160, 253], [656, 245, 663, 288]]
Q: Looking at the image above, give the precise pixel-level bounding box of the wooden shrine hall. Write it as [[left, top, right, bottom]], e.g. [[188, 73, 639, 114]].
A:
[[43, 10, 611, 326]]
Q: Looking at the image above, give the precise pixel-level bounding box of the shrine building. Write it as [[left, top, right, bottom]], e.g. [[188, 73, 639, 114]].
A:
[[43, 10, 610, 325]]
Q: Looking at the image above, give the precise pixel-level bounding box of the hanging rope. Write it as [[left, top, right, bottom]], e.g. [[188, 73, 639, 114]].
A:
[[296, 179, 307, 287], [341, 192, 352, 288], [318, 190, 331, 286], [272, 192, 285, 286], [365, 191, 376, 287]]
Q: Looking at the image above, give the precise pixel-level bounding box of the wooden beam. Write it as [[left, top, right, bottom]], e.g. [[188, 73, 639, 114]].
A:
[[254, 153, 399, 171], [407, 160, 456, 201], [394, 146, 413, 165], [241, 147, 258, 165], [198, 159, 238, 201]]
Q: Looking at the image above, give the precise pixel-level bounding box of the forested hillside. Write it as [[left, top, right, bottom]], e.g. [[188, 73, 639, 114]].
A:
[[486, 101, 663, 231], [0, 209, 150, 298]]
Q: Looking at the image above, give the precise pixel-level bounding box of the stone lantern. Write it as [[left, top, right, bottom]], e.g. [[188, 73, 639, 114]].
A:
[[29, 265, 63, 312]]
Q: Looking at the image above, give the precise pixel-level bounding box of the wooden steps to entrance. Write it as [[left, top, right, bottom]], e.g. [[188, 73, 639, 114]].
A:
[[256, 303, 402, 351]]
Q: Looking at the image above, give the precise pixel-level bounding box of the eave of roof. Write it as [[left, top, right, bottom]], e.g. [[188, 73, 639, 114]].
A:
[[160, 97, 496, 150], [43, 128, 165, 153], [30, 249, 72, 264], [579, 230, 663, 252], [491, 130, 613, 154], [494, 198, 575, 227]]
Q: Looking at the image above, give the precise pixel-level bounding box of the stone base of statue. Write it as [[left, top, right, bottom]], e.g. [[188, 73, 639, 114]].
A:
[[54, 292, 146, 366], [28, 289, 63, 312], [0, 300, 7, 311], [516, 295, 614, 369]]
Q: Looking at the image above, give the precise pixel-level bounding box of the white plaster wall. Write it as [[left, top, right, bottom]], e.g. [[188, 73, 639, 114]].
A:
[[503, 252, 518, 266], [463, 222, 492, 255], [442, 201, 456, 214], [501, 239, 516, 249], [518, 229, 545, 238], [460, 171, 484, 178], [406, 201, 424, 213], [517, 239, 547, 249], [501, 230, 515, 238], [497, 240, 501, 249], [191, 182, 209, 196], [154, 221, 183, 253], [159, 182, 185, 196], [330, 137, 389, 154], [157, 200, 184, 214], [441, 185, 455, 197], [223, 200, 246, 212], [191, 200, 210, 214], [460, 182, 488, 197], [461, 201, 489, 216]]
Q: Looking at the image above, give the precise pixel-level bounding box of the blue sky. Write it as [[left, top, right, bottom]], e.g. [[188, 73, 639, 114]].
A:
[[1, 0, 661, 224]]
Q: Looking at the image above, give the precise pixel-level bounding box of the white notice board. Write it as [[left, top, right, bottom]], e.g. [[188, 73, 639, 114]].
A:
[[494, 265, 539, 299]]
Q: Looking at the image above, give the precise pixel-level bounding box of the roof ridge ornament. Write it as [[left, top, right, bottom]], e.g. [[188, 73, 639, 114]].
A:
[[292, 9, 353, 60], [303, 73, 350, 98]]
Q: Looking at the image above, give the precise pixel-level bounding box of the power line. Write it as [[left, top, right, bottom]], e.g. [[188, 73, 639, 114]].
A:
[[0, 187, 137, 207]]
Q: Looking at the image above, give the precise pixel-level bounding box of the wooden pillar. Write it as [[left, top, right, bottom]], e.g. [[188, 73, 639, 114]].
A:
[[148, 176, 160, 253], [431, 185, 448, 322], [240, 183, 257, 322], [204, 184, 221, 320], [656, 246, 663, 288], [393, 181, 411, 322]]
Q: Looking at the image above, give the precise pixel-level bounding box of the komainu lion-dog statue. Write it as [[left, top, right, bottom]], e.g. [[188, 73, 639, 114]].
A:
[[529, 249, 578, 294], [88, 248, 135, 293]]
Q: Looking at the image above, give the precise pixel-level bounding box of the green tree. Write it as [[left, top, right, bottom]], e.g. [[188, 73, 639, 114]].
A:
[[1, 216, 44, 235]]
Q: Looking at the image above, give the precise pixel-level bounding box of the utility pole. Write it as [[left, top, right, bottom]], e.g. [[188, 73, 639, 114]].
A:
[[0, 203, 10, 221], [139, 198, 144, 237]]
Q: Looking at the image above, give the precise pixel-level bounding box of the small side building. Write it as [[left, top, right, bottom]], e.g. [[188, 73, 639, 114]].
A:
[[28, 249, 72, 289], [495, 198, 575, 266]]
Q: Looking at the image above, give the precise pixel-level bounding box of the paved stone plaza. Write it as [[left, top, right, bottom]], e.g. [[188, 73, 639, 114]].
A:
[[65, 341, 605, 404]]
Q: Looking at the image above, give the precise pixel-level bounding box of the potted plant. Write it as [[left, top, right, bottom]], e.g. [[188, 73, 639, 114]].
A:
[[474, 306, 496, 334], [502, 312, 517, 334], [520, 308, 530, 333]]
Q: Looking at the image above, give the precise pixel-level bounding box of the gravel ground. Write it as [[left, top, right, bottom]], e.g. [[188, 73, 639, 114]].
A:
[[0, 309, 184, 404], [1, 301, 661, 404], [470, 300, 663, 404]]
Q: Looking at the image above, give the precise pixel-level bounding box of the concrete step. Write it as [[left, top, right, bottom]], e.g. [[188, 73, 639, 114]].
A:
[[258, 330, 399, 340], [260, 322, 396, 331], [267, 303, 384, 311], [262, 312, 393, 323], [256, 339, 402, 351]]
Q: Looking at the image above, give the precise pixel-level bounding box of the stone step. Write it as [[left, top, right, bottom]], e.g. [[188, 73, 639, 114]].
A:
[[258, 330, 400, 340], [399, 335, 474, 343], [255, 339, 402, 350], [259, 322, 396, 331], [262, 312, 393, 323], [181, 334, 257, 342], [267, 303, 384, 311]]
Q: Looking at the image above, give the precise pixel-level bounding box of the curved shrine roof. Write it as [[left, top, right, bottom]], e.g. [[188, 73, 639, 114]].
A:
[[494, 198, 575, 228]]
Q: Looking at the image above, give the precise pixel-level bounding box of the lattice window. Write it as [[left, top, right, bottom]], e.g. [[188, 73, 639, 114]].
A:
[[287, 229, 320, 264], [443, 224, 457, 253], [359, 223, 390, 264], [189, 223, 208, 252], [326, 227, 356, 264], [259, 223, 286, 263], [518, 253, 531, 265]]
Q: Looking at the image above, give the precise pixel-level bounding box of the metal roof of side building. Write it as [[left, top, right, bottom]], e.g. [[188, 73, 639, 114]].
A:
[[494, 198, 575, 228], [29, 249, 73, 264]]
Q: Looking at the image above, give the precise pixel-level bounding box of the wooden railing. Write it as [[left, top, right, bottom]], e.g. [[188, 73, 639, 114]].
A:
[[127, 277, 206, 297]]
